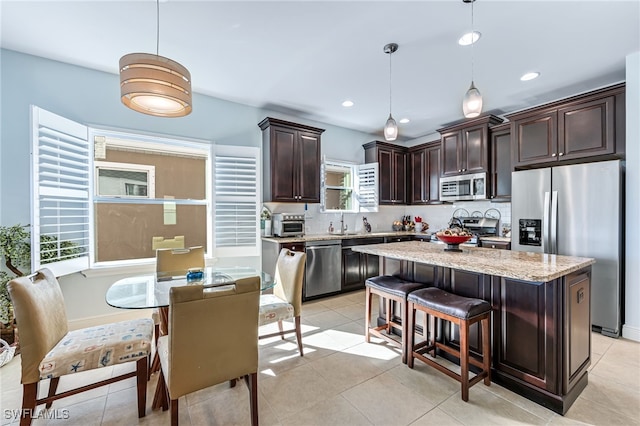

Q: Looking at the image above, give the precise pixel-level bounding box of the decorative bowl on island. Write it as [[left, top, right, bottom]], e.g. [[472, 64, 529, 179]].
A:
[[435, 234, 472, 245]]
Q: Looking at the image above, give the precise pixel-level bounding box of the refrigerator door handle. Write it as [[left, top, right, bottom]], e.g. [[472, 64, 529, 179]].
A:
[[543, 191, 550, 253], [550, 190, 558, 254]]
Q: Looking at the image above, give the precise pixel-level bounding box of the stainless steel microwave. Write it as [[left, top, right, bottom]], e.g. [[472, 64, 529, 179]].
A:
[[439, 172, 487, 201], [272, 213, 305, 237]]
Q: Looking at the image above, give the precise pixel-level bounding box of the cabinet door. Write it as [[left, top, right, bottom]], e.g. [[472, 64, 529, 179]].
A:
[[392, 149, 407, 204], [297, 131, 321, 202], [490, 128, 512, 200], [341, 248, 362, 291], [410, 148, 427, 204], [513, 112, 558, 167], [377, 148, 394, 204], [463, 125, 489, 173], [362, 253, 380, 281], [564, 269, 590, 391], [271, 127, 298, 201], [493, 276, 558, 393], [441, 131, 462, 176], [558, 96, 615, 161], [426, 144, 441, 202]]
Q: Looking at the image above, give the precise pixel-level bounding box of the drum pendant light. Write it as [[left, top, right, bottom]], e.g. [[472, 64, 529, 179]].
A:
[[119, 0, 192, 117], [383, 43, 399, 141], [462, 0, 483, 118]]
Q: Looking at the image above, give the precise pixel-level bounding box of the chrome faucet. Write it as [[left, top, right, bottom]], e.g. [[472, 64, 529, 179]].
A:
[[339, 212, 348, 234]]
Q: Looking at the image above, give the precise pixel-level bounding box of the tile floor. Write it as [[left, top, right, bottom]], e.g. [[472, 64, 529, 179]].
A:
[[1, 290, 639, 425]]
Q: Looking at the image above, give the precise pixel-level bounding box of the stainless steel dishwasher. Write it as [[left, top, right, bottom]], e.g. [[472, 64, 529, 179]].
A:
[[304, 240, 342, 300]]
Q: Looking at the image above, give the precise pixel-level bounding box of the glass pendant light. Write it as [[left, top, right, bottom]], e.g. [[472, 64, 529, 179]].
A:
[[383, 43, 399, 141], [462, 0, 483, 118], [119, 0, 192, 117]]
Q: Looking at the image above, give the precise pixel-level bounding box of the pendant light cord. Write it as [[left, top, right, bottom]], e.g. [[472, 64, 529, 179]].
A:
[[389, 48, 393, 115], [156, 0, 160, 56], [471, 0, 475, 82]]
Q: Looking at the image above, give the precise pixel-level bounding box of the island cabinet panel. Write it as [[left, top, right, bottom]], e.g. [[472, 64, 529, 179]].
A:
[[442, 269, 491, 357], [492, 276, 559, 393], [564, 269, 591, 392]]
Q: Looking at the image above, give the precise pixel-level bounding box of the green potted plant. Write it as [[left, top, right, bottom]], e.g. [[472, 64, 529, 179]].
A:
[[0, 224, 30, 347]]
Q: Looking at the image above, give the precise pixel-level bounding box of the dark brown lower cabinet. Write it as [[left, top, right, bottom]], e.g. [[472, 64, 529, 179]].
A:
[[341, 237, 384, 292], [378, 257, 591, 415]]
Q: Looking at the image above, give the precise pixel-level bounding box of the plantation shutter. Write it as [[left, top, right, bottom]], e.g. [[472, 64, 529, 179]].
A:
[[212, 145, 260, 257], [356, 162, 379, 212], [31, 106, 91, 276]]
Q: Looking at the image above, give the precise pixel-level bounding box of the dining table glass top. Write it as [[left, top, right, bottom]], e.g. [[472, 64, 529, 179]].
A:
[[105, 266, 273, 309]]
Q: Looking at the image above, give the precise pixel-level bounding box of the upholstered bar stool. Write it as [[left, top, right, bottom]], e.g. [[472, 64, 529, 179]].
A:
[[365, 275, 428, 363], [406, 287, 491, 402]]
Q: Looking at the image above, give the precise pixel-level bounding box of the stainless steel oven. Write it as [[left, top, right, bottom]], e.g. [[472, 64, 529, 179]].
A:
[[439, 172, 487, 201], [272, 213, 305, 237]]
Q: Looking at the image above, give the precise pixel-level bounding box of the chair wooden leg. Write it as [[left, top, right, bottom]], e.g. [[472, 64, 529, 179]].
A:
[[460, 319, 469, 402], [277, 320, 285, 339], [406, 302, 415, 369], [482, 316, 491, 386], [136, 357, 148, 418], [20, 383, 37, 426], [170, 398, 179, 426], [45, 377, 60, 408], [385, 297, 392, 334], [365, 287, 372, 343], [244, 373, 258, 426], [429, 314, 436, 357], [400, 300, 408, 364], [294, 316, 304, 356]]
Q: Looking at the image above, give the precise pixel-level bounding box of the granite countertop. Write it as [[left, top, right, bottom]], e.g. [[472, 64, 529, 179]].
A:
[[262, 231, 425, 244], [350, 241, 595, 282]]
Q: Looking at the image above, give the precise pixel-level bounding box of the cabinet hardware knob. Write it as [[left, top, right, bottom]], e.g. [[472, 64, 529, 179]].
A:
[[458, 169, 462, 172], [462, 168, 466, 172], [551, 153, 556, 157], [559, 152, 564, 156]]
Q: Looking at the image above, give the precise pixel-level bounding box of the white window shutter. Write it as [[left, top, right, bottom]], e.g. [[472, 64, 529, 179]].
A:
[[356, 162, 379, 212], [212, 145, 261, 257], [31, 106, 91, 276]]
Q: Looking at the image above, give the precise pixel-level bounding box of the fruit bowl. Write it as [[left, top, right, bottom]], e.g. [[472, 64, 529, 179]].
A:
[[435, 232, 472, 252], [435, 234, 472, 245]]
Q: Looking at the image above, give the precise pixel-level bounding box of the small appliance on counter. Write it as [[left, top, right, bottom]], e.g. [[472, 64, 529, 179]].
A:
[[272, 213, 305, 237]]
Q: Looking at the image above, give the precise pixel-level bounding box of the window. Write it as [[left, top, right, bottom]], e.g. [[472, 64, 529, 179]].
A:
[[321, 159, 378, 213], [31, 106, 260, 276]]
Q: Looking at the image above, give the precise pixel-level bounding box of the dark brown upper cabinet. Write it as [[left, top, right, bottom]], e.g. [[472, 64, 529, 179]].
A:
[[489, 123, 512, 201], [409, 140, 441, 204], [508, 83, 625, 168], [363, 141, 407, 205], [259, 117, 324, 203], [438, 115, 504, 177]]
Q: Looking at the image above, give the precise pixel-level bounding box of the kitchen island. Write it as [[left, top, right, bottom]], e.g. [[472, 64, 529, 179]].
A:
[[351, 241, 595, 415]]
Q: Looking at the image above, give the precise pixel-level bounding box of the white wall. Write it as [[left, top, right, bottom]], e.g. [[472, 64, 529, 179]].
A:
[[623, 52, 640, 342]]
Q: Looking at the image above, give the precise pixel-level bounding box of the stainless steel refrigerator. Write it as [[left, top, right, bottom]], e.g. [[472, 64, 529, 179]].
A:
[[511, 160, 624, 337]]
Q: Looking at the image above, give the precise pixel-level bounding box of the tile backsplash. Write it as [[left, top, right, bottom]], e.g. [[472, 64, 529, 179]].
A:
[[263, 201, 511, 236]]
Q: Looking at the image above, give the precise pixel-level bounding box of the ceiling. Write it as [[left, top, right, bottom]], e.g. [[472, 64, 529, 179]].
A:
[[1, 0, 639, 141]]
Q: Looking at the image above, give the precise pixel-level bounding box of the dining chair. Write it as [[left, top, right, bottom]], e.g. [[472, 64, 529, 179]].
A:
[[153, 246, 205, 343], [157, 276, 260, 426], [258, 248, 307, 356], [7, 268, 152, 426]]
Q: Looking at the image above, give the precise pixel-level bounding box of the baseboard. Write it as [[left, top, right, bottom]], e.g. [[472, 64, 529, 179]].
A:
[[67, 310, 153, 331], [622, 324, 640, 342]]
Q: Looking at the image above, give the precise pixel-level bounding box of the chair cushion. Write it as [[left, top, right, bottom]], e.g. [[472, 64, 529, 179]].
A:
[[365, 275, 427, 299], [259, 294, 294, 326], [408, 288, 491, 320], [38, 318, 153, 379]]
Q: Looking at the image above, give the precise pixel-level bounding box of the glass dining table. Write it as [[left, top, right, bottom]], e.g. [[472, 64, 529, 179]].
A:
[[105, 266, 273, 410]]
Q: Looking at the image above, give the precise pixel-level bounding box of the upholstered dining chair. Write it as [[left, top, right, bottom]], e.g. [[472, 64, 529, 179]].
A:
[[259, 249, 307, 356], [157, 276, 260, 426], [7, 268, 152, 426], [153, 246, 205, 340]]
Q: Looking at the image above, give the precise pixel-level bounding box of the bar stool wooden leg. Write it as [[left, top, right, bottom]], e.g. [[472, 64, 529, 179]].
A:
[[460, 319, 470, 402], [482, 316, 491, 386], [385, 297, 392, 334], [365, 287, 372, 343], [407, 301, 416, 368]]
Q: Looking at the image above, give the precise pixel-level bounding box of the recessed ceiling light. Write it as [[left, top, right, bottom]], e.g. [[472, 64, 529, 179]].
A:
[[399, 118, 410, 124], [341, 100, 354, 107], [458, 31, 481, 46], [520, 72, 540, 81]]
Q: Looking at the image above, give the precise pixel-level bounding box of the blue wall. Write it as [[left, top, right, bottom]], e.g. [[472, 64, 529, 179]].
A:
[[0, 48, 379, 225]]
